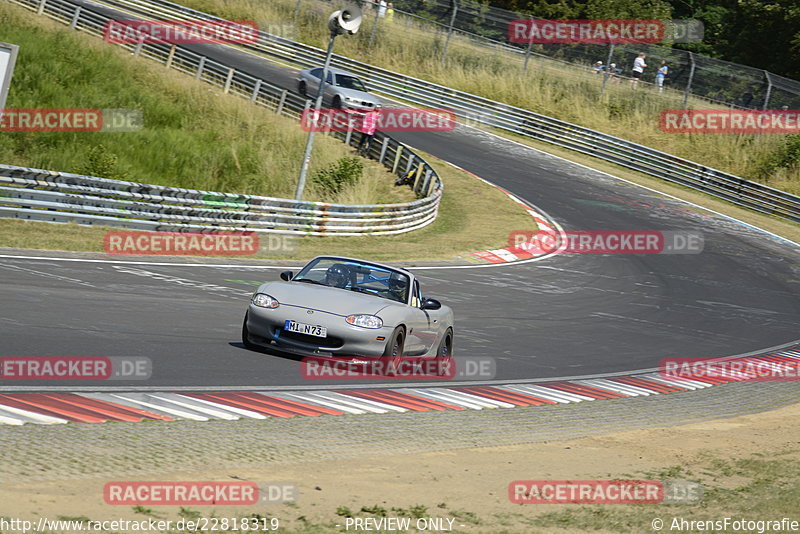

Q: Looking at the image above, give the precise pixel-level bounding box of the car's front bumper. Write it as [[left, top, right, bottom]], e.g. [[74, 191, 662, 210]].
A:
[[245, 304, 394, 358]]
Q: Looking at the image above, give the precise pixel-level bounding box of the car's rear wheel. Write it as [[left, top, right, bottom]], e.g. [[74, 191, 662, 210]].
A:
[[298, 80, 307, 96], [434, 328, 454, 376], [382, 326, 405, 376], [241, 313, 258, 351]]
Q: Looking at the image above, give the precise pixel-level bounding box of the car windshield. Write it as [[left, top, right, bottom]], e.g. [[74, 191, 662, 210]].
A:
[[293, 258, 409, 304], [335, 75, 367, 92]]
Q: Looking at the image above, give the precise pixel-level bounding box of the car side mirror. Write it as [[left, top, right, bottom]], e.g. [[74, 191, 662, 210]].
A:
[[420, 298, 441, 311], [280, 270, 294, 281]]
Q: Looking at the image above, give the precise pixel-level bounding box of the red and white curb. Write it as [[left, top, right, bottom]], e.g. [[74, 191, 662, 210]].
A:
[[470, 187, 562, 264], [2, 347, 798, 425], [428, 155, 563, 265]]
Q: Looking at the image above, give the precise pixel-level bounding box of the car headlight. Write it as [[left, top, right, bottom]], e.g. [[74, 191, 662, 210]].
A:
[[344, 96, 359, 102], [252, 293, 280, 309], [345, 314, 383, 329]]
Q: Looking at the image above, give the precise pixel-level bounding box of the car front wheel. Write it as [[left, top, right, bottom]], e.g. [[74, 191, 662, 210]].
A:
[[241, 313, 259, 351], [434, 328, 454, 376], [382, 326, 405, 376]]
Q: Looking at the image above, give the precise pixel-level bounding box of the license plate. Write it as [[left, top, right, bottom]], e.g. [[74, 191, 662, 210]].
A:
[[284, 320, 327, 338]]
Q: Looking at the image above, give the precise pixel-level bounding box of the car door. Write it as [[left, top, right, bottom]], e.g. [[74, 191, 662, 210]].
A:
[[404, 280, 437, 356], [323, 71, 335, 106], [305, 68, 323, 96], [414, 280, 441, 355]]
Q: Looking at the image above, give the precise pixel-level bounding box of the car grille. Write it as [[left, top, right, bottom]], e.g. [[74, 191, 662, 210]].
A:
[[280, 331, 344, 349]]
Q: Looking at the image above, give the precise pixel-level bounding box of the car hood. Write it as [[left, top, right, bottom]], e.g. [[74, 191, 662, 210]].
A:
[[335, 87, 381, 105], [257, 281, 396, 316]]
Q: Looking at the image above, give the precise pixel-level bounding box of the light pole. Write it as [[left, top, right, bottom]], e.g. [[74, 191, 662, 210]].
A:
[[294, 6, 362, 200]]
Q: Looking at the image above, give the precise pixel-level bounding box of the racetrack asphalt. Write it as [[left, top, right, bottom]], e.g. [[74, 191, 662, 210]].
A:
[[0, 0, 798, 390]]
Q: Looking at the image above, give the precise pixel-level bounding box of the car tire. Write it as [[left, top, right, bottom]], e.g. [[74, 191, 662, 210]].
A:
[[241, 313, 259, 351], [332, 95, 342, 109], [434, 328, 454, 376], [298, 81, 307, 96], [382, 326, 405, 376]]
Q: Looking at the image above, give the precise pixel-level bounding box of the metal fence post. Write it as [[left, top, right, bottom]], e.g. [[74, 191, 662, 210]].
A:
[[276, 89, 287, 113], [763, 71, 773, 110], [37, 0, 47, 15], [420, 168, 432, 196], [251, 79, 262, 102], [378, 136, 389, 163], [426, 171, 436, 197], [523, 15, 533, 74], [134, 37, 144, 57], [391, 145, 403, 174], [223, 67, 235, 93], [165, 45, 176, 69], [599, 43, 615, 98], [368, 0, 380, 48], [195, 56, 206, 79], [441, 0, 458, 64], [412, 163, 424, 193], [69, 6, 81, 29], [682, 52, 696, 109], [405, 154, 415, 175]]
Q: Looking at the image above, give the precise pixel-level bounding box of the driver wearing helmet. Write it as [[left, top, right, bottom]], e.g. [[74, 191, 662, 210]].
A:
[[387, 272, 408, 303], [325, 263, 351, 288]]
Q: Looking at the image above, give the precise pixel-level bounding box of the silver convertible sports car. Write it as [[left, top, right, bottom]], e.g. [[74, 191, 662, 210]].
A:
[[241, 256, 454, 366]]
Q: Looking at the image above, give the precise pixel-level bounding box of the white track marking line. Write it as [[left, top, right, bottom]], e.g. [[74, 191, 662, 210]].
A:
[[400, 388, 486, 409], [146, 393, 241, 420], [273, 392, 366, 415], [509, 384, 592, 402], [85, 393, 209, 421], [496, 385, 571, 404], [0, 403, 68, 424], [433, 389, 516, 408], [577, 379, 653, 396], [303, 392, 397, 413], [172, 394, 268, 419], [327, 391, 411, 412], [639, 374, 712, 390]]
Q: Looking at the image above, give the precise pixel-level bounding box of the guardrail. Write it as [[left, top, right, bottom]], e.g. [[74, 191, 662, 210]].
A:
[[75, 0, 800, 223], [1, 0, 442, 235], [0, 163, 439, 235]]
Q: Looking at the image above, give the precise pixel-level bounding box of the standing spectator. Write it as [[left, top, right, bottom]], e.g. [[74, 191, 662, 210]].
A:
[[386, 2, 395, 21], [655, 60, 668, 92], [377, 0, 387, 18], [357, 109, 379, 155], [630, 53, 647, 88], [593, 61, 604, 74]]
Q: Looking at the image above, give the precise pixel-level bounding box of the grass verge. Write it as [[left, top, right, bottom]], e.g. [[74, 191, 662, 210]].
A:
[[0, 1, 410, 204], [6, 449, 796, 533]]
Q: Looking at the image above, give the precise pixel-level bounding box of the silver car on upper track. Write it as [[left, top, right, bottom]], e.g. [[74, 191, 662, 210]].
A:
[[296, 67, 382, 111], [242, 256, 454, 365]]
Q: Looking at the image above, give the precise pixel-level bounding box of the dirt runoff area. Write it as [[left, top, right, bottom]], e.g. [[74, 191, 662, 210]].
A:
[[2, 400, 800, 534]]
